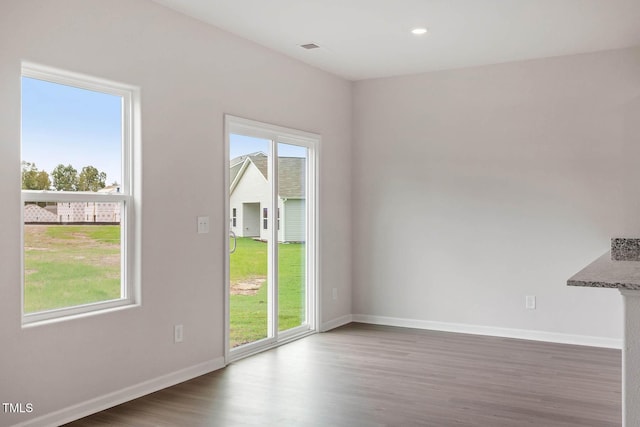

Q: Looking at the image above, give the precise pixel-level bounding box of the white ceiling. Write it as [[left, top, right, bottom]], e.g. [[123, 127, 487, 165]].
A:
[[151, 0, 640, 81]]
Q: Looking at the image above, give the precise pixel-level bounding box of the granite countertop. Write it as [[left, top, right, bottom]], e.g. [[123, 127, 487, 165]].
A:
[[567, 251, 640, 290]]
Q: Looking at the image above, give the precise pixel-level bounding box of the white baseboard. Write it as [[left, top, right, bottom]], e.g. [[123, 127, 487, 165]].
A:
[[352, 314, 622, 349], [320, 314, 353, 332], [18, 357, 226, 427]]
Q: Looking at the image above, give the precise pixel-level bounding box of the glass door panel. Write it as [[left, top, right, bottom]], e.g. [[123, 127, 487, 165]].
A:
[[228, 134, 271, 348], [277, 143, 308, 332]]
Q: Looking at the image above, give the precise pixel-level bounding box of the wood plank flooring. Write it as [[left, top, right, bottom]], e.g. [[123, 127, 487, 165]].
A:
[[65, 323, 621, 426]]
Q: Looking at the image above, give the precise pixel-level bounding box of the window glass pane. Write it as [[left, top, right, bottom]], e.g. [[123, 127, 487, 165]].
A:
[[23, 202, 122, 313], [263, 207, 268, 229], [21, 77, 122, 190]]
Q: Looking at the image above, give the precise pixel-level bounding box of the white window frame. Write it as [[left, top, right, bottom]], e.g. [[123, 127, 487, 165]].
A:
[[21, 62, 141, 325]]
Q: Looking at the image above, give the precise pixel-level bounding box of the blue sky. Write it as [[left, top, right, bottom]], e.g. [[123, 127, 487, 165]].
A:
[[21, 77, 122, 185]]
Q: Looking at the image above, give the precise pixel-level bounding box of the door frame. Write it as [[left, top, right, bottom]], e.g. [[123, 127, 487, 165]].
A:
[[223, 114, 320, 363]]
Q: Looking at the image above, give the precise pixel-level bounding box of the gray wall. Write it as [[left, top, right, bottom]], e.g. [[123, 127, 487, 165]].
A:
[[352, 46, 640, 342], [0, 0, 352, 425]]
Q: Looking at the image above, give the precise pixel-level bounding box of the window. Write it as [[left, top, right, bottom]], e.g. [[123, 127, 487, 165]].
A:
[[232, 208, 237, 227], [21, 62, 140, 324], [263, 207, 268, 230]]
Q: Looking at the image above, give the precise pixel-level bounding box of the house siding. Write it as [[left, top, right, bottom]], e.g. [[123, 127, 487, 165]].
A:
[[231, 160, 306, 242], [284, 199, 305, 242], [230, 163, 270, 238]]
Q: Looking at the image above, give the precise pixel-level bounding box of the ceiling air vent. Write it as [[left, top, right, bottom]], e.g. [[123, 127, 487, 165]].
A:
[[300, 43, 320, 50]]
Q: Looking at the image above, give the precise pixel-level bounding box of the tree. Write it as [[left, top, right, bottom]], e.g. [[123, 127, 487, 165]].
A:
[[21, 161, 38, 189], [35, 170, 51, 190], [78, 166, 107, 192], [21, 161, 51, 190], [51, 164, 78, 191]]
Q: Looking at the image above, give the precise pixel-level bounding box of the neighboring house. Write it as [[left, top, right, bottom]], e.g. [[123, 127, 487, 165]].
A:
[[230, 152, 306, 242], [24, 185, 122, 224], [23, 204, 57, 222]]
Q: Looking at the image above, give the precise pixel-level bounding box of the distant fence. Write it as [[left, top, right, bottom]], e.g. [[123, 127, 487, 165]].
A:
[[24, 202, 121, 224], [24, 222, 120, 226]]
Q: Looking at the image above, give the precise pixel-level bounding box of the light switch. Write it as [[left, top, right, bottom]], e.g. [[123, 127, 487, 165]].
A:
[[525, 295, 536, 310], [197, 216, 210, 234]]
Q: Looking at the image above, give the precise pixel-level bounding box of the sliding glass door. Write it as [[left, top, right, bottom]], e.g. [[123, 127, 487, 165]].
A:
[[225, 116, 317, 360]]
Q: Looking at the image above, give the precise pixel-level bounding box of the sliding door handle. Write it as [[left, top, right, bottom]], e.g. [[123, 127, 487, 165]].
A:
[[229, 230, 237, 254]]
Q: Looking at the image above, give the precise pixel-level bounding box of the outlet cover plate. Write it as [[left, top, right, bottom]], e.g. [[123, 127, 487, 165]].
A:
[[197, 216, 210, 234]]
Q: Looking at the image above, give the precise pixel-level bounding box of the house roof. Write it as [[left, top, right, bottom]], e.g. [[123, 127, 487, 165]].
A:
[[230, 162, 244, 186], [249, 155, 268, 182], [230, 152, 266, 184], [98, 185, 121, 194], [230, 154, 305, 199], [277, 157, 305, 199]]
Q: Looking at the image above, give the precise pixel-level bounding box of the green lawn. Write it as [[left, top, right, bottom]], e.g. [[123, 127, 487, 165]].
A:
[[23, 226, 305, 348], [23, 224, 121, 313], [230, 237, 306, 347]]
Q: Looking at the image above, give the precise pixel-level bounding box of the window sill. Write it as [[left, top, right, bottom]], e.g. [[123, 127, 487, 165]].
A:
[[22, 300, 140, 329]]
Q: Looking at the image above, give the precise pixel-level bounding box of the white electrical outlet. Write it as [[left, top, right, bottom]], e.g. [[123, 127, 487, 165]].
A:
[[332, 288, 338, 300], [197, 216, 210, 234], [525, 295, 536, 310], [174, 324, 183, 343]]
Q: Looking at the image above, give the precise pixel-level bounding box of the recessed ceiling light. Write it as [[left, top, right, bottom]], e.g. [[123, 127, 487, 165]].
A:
[[411, 28, 428, 35], [300, 43, 320, 50]]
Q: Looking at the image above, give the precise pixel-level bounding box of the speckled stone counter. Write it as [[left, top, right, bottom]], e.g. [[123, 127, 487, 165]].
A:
[[567, 248, 640, 427], [612, 238, 640, 261], [567, 251, 640, 290]]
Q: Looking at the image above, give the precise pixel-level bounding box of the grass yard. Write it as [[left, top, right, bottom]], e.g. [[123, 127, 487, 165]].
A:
[[23, 224, 121, 313], [23, 226, 305, 348], [230, 237, 306, 348]]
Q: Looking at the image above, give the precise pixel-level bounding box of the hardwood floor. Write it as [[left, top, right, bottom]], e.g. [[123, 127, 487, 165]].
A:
[[65, 323, 621, 426]]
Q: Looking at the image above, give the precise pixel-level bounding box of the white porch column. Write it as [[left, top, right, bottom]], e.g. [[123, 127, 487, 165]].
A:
[[620, 288, 640, 427]]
